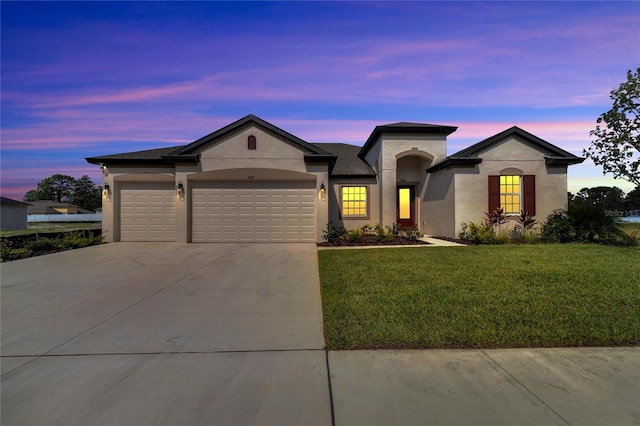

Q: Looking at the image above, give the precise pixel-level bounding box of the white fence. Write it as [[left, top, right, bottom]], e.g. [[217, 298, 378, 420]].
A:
[[28, 214, 102, 223]]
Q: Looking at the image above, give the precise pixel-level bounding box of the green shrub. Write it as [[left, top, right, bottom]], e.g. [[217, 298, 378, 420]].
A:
[[374, 224, 395, 243], [541, 211, 575, 243], [385, 223, 401, 237], [343, 228, 363, 243], [403, 224, 422, 241], [322, 222, 346, 243], [0, 239, 12, 260], [459, 222, 498, 244], [26, 237, 63, 253]]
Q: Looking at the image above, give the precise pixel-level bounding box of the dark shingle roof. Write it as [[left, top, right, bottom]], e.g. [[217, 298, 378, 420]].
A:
[[312, 143, 375, 176], [1, 196, 30, 206], [86, 146, 185, 164]]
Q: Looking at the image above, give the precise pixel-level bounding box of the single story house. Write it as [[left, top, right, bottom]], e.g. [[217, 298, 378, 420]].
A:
[[27, 200, 94, 215], [1, 197, 30, 231], [86, 114, 584, 243]]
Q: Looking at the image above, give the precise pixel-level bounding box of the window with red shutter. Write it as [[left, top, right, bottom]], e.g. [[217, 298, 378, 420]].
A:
[[489, 174, 536, 215], [248, 135, 256, 150]]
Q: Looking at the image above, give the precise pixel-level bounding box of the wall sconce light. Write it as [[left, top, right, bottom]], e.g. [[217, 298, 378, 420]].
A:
[[319, 182, 326, 201], [102, 184, 111, 200], [176, 182, 185, 199]]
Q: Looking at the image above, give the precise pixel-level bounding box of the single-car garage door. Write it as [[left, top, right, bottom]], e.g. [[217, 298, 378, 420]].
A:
[[120, 183, 176, 242], [192, 181, 316, 242]]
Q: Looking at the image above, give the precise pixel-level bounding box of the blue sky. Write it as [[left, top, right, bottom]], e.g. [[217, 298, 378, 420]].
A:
[[1, 1, 639, 200]]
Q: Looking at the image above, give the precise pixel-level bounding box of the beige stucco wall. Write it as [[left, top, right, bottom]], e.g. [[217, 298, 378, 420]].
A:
[[422, 168, 457, 236], [199, 125, 308, 173]]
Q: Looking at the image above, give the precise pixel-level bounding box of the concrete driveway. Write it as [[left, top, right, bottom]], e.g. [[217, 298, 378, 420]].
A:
[[1, 243, 331, 426]]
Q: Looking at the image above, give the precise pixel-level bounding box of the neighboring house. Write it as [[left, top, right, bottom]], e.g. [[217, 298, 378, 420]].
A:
[[1, 197, 30, 231], [86, 114, 584, 243], [27, 200, 94, 215]]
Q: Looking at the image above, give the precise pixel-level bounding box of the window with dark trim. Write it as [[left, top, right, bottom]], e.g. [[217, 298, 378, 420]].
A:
[[341, 186, 368, 217], [248, 135, 256, 150], [489, 175, 535, 215]]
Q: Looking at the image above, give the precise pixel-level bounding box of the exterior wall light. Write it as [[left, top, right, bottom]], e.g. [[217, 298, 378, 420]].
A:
[[176, 182, 185, 200], [319, 182, 326, 201], [102, 184, 111, 201]]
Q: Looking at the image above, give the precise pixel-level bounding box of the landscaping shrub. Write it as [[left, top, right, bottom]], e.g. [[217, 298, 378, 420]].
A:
[[374, 224, 395, 243], [459, 222, 498, 244], [403, 224, 422, 241], [322, 222, 346, 243], [385, 223, 401, 237], [26, 237, 63, 253], [343, 228, 363, 243], [541, 211, 575, 243]]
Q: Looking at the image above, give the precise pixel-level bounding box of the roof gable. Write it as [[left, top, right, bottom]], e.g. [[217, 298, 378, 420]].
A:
[[426, 126, 584, 173], [452, 126, 579, 158], [173, 114, 332, 158]]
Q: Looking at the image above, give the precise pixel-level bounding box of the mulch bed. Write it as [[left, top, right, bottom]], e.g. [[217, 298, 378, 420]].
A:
[[317, 234, 430, 247]]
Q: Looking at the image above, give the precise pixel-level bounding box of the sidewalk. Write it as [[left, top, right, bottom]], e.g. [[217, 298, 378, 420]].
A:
[[329, 347, 640, 426]]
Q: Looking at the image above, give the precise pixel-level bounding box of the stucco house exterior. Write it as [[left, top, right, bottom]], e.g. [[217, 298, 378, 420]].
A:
[[86, 114, 584, 243], [1, 197, 30, 231]]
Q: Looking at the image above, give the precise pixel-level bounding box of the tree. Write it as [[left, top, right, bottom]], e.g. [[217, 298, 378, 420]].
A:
[[23, 174, 101, 211], [585, 68, 640, 186], [72, 175, 102, 211], [573, 186, 625, 210], [624, 186, 640, 210]]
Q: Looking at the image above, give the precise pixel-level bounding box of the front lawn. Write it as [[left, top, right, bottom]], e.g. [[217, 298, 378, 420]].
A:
[[319, 244, 640, 349]]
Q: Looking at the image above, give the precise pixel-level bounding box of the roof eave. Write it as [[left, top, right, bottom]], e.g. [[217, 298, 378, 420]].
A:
[[426, 157, 483, 173], [544, 156, 585, 166]]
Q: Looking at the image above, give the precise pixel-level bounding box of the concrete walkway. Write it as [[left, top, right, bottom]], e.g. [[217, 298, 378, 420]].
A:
[[2, 243, 638, 425]]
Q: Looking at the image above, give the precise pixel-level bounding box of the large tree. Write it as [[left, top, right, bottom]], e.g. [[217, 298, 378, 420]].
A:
[[24, 174, 101, 211], [585, 68, 640, 186]]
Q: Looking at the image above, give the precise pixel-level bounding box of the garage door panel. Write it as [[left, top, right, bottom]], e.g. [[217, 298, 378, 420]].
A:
[[192, 182, 315, 242], [120, 186, 175, 242]]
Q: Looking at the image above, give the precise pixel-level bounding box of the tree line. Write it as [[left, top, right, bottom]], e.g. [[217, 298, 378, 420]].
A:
[[23, 174, 101, 211]]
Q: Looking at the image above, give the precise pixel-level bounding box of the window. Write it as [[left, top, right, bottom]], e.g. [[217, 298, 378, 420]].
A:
[[500, 175, 521, 214], [341, 186, 367, 217], [248, 135, 256, 150], [489, 175, 535, 215]]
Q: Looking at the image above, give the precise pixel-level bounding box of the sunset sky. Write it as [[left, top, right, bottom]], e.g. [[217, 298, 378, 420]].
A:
[[1, 1, 639, 201]]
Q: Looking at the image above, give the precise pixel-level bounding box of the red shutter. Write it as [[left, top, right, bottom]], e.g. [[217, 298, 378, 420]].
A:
[[248, 135, 256, 150], [523, 175, 536, 216], [488, 175, 500, 213]]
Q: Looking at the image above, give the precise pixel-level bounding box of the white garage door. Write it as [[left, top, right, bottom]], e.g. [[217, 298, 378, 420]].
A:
[[192, 181, 316, 242], [120, 184, 176, 242]]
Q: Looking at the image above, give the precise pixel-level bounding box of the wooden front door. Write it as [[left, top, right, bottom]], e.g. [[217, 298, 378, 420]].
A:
[[396, 185, 415, 228]]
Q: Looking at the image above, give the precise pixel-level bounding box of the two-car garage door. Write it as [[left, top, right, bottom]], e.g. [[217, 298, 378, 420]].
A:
[[191, 181, 316, 242]]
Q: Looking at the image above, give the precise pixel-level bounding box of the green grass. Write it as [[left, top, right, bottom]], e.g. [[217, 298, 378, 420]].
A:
[[319, 244, 640, 350], [620, 222, 640, 243]]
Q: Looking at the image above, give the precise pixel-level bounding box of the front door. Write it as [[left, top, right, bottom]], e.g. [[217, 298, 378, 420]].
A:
[[397, 185, 415, 228]]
